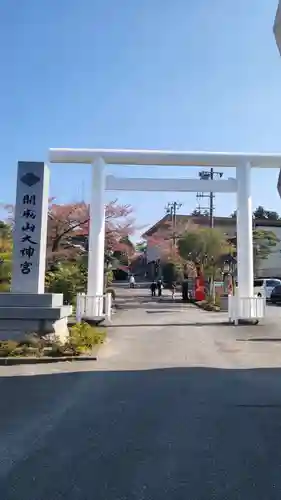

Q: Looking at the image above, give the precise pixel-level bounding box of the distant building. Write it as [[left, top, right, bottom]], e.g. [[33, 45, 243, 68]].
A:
[[142, 214, 281, 278]]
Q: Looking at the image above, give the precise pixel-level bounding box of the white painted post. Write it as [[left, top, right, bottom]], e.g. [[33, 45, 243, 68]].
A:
[[228, 294, 232, 322], [236, 163, 254, 298], [76, 293, 85, 323], [87, 157, 106, 316], [76, 293, 81, 323], [105, 292, 112, 322], [12, 162, 49, 294]]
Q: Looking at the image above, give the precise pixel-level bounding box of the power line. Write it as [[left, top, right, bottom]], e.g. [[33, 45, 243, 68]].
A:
[[165, 201, 183, 247], [196, 169, 223, 227]]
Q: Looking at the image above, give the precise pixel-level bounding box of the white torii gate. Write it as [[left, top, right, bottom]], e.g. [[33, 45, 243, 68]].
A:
[[49, 148, 281, 320]]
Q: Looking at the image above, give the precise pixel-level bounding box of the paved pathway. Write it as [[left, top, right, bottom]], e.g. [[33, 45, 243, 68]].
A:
[[1, 302, 281, 499]]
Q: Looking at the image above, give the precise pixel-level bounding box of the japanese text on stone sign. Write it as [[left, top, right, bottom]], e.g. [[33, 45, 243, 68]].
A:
[[20, 195, 37, 274]]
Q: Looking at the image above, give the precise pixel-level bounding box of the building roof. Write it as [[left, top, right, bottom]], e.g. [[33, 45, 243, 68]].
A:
[[142, 214, 281, 238]]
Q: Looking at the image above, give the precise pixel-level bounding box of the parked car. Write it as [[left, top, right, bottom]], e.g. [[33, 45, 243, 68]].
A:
[[254, 278, 281, 300], [235, 278, 281, 300], [270, 284, 281, 304]]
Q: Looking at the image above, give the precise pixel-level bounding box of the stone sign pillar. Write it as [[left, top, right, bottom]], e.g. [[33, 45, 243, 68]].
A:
[[0, 160, 72, 342], [11, 162, 49, 294]]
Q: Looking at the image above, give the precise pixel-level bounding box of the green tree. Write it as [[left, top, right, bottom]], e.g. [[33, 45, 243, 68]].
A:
[[162, 261, 183, 285], [191, 209, 209, 217], [177, 227, 233, 299], [253, 206, 280, 220], [45, 262, 87, 305], [253, 229, 279, 274], [227, 229, 279, 275], [0, 221, 12, 290], [112, 236, 135, 267], [178, 227, 230, 270], [135, 241, 147, 253], [230, 206, 280, 220]]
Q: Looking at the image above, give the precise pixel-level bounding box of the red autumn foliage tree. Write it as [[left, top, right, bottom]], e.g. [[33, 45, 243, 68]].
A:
[[145, 218, 200, 278], [2, 199, 137, 265], [47, 199, 136, 263], [145, 217, 194, 263], [47, 201, 87, 257]]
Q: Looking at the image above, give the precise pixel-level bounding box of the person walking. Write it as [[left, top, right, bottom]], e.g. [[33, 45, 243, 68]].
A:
[[150, 280, 157, 297], [129, 274, 135, 288], [157, 278, 163, 297], [182, 278, 189, 302], [171, 282, 176, 300]]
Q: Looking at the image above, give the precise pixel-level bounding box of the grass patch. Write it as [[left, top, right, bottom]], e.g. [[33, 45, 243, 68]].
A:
[[0, 322, 106, 359], [66, 321, 106, 355]]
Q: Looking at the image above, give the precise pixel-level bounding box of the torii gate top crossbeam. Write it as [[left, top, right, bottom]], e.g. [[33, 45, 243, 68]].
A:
[[49, 148, 281, 168]]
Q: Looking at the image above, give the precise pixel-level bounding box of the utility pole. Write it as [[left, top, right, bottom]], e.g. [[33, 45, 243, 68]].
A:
[[165, 201, 183, 247], [209, 167, 214, 228], [196, 169, 223, 227]]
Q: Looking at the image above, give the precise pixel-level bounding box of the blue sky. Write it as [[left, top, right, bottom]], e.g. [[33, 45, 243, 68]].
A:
[[1, 0, 281, 238]]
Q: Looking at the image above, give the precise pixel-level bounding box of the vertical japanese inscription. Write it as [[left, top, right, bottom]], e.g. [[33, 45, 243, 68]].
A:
[[20, 196, 37, 275], [12, 162, 50, 294]]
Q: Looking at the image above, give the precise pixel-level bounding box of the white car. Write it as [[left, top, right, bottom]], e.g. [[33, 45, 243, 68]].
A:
[[254, 278, 281, 300]]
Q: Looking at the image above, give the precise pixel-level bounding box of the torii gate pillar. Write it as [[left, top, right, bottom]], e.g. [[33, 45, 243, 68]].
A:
[[87, 157, 106, 315], [236, 163, 254, 298]]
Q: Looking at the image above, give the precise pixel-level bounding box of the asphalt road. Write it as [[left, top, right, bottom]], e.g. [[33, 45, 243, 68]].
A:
[[1, 300, 281, 499]]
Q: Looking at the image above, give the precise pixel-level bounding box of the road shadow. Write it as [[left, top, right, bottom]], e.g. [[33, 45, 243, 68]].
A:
[[237, 337, 281, 342], [110, 321, 230, 327], [145, 309, 184, 313], [1, 366, 281, 499], [116, 302, 194, 311]]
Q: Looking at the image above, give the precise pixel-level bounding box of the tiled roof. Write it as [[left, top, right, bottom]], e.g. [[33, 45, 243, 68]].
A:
[[142, 214, 281, 237]]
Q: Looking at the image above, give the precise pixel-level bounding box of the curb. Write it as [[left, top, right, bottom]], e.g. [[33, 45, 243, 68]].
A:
[[0, 355, 97, 366]]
